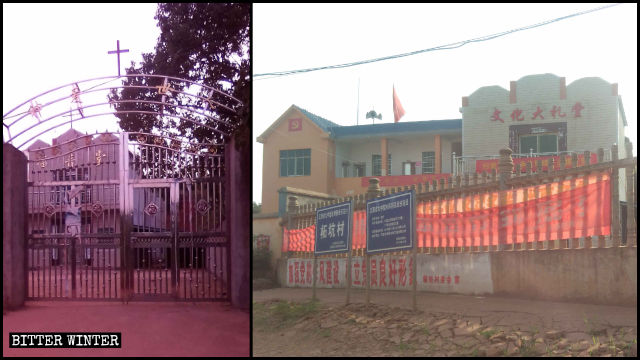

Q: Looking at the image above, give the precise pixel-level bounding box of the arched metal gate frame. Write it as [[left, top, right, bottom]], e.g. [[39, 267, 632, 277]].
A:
[[3, 74, 242, 302]]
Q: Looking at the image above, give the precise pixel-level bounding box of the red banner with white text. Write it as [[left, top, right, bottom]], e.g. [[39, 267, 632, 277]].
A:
[[285, 172, 610, 252], [417, 172, 610, 247], [476, 153, 599, 173]]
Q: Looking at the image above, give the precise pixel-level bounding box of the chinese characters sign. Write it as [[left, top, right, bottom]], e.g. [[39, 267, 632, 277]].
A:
[[366, 191, 414, 254], [315, 201, 352, 254], [490, 102, 585, 123], [286, 254, 494, 294]]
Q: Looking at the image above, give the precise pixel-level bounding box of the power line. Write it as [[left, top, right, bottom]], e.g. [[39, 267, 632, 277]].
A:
[[255, 3, 622, 79]]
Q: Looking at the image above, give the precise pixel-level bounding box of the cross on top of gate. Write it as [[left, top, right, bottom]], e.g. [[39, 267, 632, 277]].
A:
[[107, 40, 130, 77]]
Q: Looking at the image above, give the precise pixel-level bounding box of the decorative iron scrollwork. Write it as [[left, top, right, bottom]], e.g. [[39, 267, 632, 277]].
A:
[[154, 136, 163, 145], [170, 140, 181, 150], [71, 83, 82, 105], [91, 202, 104, 217], [208, 146, 217, 154], [44, 204, 56, 217], [137, 134, 147, 143], [95, 149, 107, 165], [36, 150, 47, 168], [144, 202, 159, 216], [196, 199, 211, 216], [64, 153, 76, 168], [156, 83, 174, 95], [28, 101, 43, 122]]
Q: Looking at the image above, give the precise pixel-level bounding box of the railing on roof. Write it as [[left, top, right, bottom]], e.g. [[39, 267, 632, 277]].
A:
[[452, 149, 613, 176]]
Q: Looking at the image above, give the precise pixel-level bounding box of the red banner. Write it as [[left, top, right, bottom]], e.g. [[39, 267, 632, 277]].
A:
[[285, 172, 610, 252], [476, 153, 599, 173], [360, 173, 450, 187], [417, 173, 610, 247]]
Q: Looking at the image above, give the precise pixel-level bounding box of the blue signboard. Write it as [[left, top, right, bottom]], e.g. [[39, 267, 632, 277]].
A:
[[315, 201, 352, 254], [366, 191, 414, 254]]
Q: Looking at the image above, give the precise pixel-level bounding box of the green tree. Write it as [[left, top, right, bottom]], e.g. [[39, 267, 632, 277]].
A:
[[253, 201, 261, 214], [108, 3, 250, 148]]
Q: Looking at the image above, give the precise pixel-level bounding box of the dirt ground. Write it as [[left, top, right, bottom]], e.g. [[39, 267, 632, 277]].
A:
[[3, 301, 249, 357], [253, 287, 637, 357]]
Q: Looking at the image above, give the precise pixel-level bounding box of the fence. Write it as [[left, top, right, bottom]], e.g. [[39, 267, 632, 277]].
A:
[[283, 144, 636, 257], [452, 149, 613, 176]]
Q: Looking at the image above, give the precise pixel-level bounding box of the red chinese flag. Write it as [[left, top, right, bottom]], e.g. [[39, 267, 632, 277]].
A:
[[393, 85, 406, 123]]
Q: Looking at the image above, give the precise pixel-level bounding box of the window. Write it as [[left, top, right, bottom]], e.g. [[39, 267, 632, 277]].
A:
[[422, 152, 435, 174], [280, 149, 311, 177], [372, 154, 391, 176], [354, 163, 365, 177], [51, 168, 92, 204], [519, 134, 558, 154], [341, 161, 350, 178], [509, 123, 566, 153]]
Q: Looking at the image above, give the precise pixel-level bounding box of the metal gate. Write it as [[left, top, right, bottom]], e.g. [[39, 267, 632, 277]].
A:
[[5, 74, 240, 302], [25, 131, 228, 301]]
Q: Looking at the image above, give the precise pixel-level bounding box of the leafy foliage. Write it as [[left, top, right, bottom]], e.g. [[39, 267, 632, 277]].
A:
[[253, 245, 272, 278], [108, 3, 250, 147]]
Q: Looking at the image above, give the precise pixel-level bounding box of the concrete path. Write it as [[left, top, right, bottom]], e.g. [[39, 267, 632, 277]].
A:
[[3, 301, 249, 357]]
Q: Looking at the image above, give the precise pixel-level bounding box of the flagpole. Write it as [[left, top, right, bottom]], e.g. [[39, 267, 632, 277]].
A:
[[356, 77, 360, 126]]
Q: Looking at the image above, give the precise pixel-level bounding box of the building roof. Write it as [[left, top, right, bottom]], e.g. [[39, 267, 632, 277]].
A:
[[257, 104, 341, 143], [294, 105, 341, 133], [329, 119, 462, 139]]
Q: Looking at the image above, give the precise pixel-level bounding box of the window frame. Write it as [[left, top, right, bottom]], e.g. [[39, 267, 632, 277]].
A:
[[421, 151, 435, 174], [372, 154, 391, 176], [279, 149, 311, 177], [519, 133, 559, 154]]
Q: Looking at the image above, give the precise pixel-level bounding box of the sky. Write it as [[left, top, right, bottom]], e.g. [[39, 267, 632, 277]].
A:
[[253, 3, 638, 203], [3, 3, 159, 148]]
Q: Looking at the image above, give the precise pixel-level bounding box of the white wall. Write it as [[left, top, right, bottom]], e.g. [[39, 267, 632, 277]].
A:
[[335, 134, 461, 177], [285, 252, 493, 295]]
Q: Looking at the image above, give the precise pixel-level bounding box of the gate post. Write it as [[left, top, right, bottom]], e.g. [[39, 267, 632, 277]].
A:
[[3, 144, 28, 310], [497, 148, 514, 251], [119, 132, 132, 302], [226, 137, 250, 310]]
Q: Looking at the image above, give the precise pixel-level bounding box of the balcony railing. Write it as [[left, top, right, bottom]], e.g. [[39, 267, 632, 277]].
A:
[[452, 149, 613, 176]]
